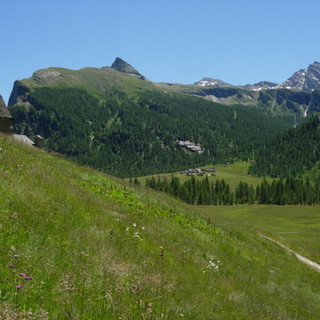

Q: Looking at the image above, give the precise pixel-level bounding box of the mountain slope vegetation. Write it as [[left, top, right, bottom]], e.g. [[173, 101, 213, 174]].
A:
[[9, 62, 290, 177], [250, 115, 320, 177], [1, 135, 320, 319]]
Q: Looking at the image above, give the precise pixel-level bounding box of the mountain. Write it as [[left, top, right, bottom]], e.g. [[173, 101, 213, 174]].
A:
[[8, 58, 288, 177], [281, 69, 307, 90], [159, 62, 320, 120], [249, 115, 320, 177], [158, 82, 320, 119], [243, 81, 278, 90], [194, 61, 320, 92], [194, 77, 231, 87], [110, 57, 145, 79]]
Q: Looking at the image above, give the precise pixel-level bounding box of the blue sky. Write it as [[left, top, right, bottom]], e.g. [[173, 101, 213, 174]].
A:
[[2, 0, 320, 103]]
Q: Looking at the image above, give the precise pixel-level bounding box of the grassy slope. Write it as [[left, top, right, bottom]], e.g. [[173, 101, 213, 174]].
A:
[[197, 205, 320, 264], [140, 162, 320, 263], [1, 135, 320, 319], [16, 67, 161, 100]]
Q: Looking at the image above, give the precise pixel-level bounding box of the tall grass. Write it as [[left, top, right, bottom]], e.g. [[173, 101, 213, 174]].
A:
[[1, 134, 320, 319]]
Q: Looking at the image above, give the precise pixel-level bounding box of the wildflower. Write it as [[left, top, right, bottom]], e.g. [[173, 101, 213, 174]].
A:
[[133, 232, 142, 240], [14, 254, 20, 258], [19, 273, 26, 277], [8, 264, 13, 268], [207, 259, 220, 272], [133, 223, 137, 227], [23, 276, 33, 280], [16, 285, 23, 289]]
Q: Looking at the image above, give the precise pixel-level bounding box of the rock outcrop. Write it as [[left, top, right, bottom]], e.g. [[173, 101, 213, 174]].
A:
[[111, 57, 145, 80]]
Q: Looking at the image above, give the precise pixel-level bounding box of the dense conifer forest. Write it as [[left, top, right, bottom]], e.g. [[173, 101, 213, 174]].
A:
[[9, 87, 288, 177], [145, 175, 320, 205], [249, 115, 320, 177]]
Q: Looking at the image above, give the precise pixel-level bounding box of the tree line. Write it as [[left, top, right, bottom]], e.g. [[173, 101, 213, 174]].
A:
[[145, 175, 320, 205]]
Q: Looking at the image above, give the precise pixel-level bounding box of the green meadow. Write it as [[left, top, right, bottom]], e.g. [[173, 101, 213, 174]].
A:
[[1, 134, 320, 319], [197, 205, 320, 264], [136, 161, 269, 192]]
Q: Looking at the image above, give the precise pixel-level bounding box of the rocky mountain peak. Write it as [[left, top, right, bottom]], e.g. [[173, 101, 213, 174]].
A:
[[194, 61, 320, 92], [281, 69, 307, 90], [111, 57, 144, 80], [304, 61, 320, 91], [193, 77, 231, 87]]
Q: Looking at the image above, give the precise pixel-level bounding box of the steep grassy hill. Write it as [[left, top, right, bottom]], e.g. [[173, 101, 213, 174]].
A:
[[8, 61, 290, 177], [1, 134, 320, 319]]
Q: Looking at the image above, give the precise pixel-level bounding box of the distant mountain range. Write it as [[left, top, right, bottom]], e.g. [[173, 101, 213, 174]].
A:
[[194, 61, 320, 92]]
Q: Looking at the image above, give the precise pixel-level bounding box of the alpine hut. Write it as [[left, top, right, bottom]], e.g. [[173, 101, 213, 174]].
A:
[[0, 95, 13, 133]]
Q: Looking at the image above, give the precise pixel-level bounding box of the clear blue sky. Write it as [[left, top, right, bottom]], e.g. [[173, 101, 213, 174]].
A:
[[2, 0, 320, 103]]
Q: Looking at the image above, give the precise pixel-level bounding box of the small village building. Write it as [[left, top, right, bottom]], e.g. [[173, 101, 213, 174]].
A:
[[0, 95, 13, 133]]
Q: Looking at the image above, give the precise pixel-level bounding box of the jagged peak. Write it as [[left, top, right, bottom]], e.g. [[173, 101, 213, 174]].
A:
[[111, 57, 144, 80]]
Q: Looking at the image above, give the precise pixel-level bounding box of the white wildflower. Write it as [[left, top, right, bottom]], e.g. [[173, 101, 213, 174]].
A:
[[133, 232, 142, 240], [207, 259, 220, 272]]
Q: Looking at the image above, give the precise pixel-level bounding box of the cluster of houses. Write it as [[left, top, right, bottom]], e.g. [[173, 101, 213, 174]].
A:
[[181, 167, 216, 177], [178, 140, 204, 154]]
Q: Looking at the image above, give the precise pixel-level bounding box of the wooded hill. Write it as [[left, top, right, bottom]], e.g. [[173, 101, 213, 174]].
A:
[[249, 115, 320, 178], [8, 61, 290, 177]]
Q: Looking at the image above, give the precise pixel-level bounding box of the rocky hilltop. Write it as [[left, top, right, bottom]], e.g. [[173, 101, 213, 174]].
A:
[[110, 57, 145, 80]]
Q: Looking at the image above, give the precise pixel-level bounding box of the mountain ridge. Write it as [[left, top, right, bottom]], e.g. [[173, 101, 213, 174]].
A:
[[194, 61, 320, 92]]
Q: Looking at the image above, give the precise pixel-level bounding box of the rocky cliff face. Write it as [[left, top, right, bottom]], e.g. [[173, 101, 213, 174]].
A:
[[304, 61, 320, 91], [8, 81, 30, 106], [110, 57, 145, 80]]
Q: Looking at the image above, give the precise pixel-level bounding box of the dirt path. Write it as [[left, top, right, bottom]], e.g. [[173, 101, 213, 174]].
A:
[[259, 234, 320, 273]]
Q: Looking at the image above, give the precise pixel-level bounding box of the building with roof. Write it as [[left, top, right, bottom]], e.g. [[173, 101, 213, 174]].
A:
[[0, 95, 13, 133]]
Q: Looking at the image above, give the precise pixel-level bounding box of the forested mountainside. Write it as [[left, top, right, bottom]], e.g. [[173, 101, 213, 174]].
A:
[[9, 85, 287, 177], [8, 60, 290, 177], [249, 115, 320, 178], [158, 83, 320, 121]]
